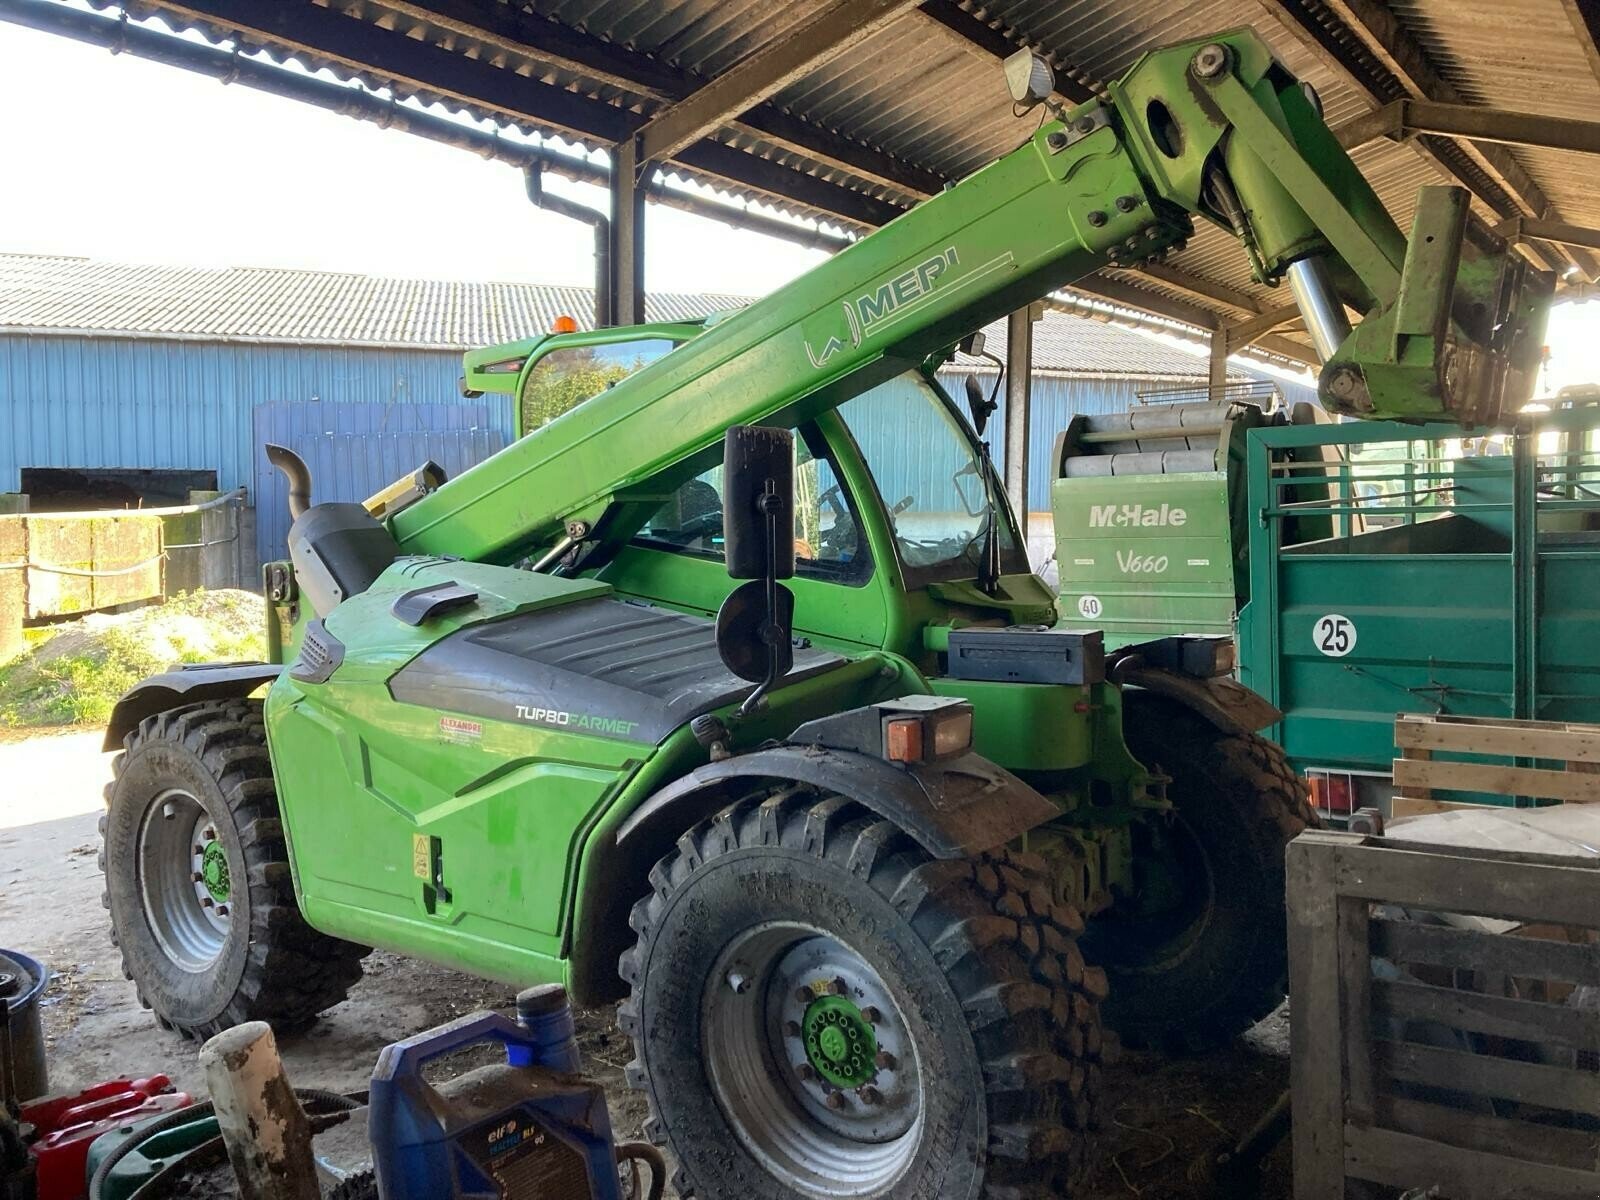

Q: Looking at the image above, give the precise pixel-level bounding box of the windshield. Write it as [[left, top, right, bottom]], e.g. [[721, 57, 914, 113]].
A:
[[835, 372, 1024, 585]]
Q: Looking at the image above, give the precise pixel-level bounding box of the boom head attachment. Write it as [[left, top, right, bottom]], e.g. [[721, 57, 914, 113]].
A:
[[1318, 187, 1551, 425], [1110, 30, 1552, 426]]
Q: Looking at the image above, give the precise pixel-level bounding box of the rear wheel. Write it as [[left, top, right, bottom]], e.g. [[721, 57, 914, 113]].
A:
[[1084, 695, 1314, 1052], [620, 786, 1108, 1199], [101, 700, 366, 1039]]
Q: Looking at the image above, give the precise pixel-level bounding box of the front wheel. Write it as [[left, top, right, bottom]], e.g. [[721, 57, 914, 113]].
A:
[[620, 787, 1108, 1199], [101, 700, 366, 1040], [1083, 695, 1315, 1053]]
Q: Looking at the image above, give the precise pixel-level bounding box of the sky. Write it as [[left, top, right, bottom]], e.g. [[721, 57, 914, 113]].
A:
[[0, 14, 828, 294], [0, 9, 1594, 393]]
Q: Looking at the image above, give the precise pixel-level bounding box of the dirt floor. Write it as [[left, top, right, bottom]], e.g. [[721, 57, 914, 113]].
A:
[[0, 727, 1292, 1199]]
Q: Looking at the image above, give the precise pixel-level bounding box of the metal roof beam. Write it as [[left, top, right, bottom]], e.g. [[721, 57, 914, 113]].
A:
[[120, 0, 900, 227], [1065, 278, 1319, 368], [1300, 0, 1593, 279], [1496, 217, 1600, 255], [1336, 99, 1600, 158], [1128, 263, 1271, 316], [628, 0, 924, 166], [377, 0, 943, 198], [916, 0, 1097, 104]]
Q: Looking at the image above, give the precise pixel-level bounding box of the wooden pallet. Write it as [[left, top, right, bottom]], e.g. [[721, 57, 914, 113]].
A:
[[1392, 714, 1600, 818], [1289, 830, 1600, 1199]]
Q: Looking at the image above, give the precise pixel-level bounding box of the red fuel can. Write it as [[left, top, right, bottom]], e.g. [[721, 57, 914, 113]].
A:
[[21, 1076, 193, 1200]]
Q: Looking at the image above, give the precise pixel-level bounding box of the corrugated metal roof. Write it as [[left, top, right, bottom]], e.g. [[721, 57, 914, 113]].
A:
[[45, 0, 1590, 339], [0, 252, 1256, 379], [0, 254, 746, 349]]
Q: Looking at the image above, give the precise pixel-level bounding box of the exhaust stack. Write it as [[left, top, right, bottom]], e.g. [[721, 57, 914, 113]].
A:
[[264, 444, 312, 521]]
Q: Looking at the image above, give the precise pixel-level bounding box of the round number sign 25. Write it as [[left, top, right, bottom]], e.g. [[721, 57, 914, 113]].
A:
[[1313, 614, 1357, 657]]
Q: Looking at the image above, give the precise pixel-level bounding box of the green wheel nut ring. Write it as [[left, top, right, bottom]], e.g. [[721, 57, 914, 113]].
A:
[[801, 994, 879, 1088], [201, 840, 231, 903]]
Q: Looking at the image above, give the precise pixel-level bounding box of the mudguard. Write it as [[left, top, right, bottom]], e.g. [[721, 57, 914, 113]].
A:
[[1113, 665, 1282, 736], [103, 663, 282, 751], [618, 744, 1058, 860]]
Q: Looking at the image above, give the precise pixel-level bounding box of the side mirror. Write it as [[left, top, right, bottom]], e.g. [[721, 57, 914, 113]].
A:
[[717, 426, 796, 715], [1004, 48, 1055, 110], [964, 374, 997, 437], [722, 425, 795, 581]]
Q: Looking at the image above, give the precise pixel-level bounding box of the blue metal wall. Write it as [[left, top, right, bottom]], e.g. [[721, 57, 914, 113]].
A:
[[0, 331, 1312, 533], [253, 401, 506, 560], [0, 334, 512, 495]]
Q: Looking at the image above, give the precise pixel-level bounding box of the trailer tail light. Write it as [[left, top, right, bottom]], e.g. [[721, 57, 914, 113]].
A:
[[1307, 768, 1355, 818]]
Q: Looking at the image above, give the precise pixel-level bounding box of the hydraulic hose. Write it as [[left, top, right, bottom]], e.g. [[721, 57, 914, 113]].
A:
[[264, 443, 313, 521], [88, 1089, 360, 1200]]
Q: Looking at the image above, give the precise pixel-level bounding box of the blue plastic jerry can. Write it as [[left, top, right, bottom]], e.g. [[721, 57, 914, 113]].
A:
[[368, 985, 623, 1200]]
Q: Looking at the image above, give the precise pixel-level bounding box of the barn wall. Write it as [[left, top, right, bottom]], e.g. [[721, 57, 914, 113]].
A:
[[0, 334, 511, 496]]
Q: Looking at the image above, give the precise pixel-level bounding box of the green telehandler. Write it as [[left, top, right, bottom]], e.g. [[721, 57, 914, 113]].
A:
[[100, 29, 1548, 1199]]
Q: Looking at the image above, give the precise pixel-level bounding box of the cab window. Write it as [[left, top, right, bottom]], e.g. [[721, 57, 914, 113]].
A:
[[519, 338, 677, 433], [635, 428, 871, 584]]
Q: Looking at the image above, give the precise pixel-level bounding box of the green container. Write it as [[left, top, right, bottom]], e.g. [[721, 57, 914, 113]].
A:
[[85, 1110, 219, 1200]]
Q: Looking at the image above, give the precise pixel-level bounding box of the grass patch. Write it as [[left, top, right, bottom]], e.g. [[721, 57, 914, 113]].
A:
[[0, 589, 266, 729]]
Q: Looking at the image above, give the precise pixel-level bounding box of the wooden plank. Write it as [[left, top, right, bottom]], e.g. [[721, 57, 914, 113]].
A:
[[1376, 1093, 1600, 1174], [1331, 842, 1600, 927], [1346, 1124, 1600, 1198], [1397, 715, 1600, 763], [1372, 976, 1600, 1049], [1373, 920, 1600, 987], [1286, 837, 1348, 1200], [1393, 758, 1600, 804], [1392, 795, 1492, 818], [1338, 896, 1376, 1123], [1376, 1039, 1600, 1113]]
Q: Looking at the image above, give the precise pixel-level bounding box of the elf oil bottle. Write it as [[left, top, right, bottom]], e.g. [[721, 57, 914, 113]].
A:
[[368, 985, 622, 1200]]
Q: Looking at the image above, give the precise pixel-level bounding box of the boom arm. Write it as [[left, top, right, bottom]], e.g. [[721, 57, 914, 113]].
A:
[[392, 27, 1549, 566]]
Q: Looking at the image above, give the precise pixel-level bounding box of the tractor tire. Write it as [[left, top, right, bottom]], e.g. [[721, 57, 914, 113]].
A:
[[100, 699, 366, 1040], [619, 786, 1108, 1200], [1083, 694, 1315, 1053]]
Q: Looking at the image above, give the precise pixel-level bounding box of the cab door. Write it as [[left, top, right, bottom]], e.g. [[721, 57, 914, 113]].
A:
[[599, 420, 894, 652]]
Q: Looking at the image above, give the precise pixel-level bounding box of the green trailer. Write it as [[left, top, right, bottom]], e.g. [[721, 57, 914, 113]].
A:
[[1238, 404, 1600, 819]]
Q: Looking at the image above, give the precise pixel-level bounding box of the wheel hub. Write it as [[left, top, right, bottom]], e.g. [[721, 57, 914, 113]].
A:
[[138, 790, 231, 973], [700, 923, 924, 1195], [200, 841, 231, 903], [803, 995, 878, 1089]]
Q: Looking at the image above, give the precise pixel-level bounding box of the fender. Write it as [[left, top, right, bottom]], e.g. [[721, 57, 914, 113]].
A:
[[619, 745, 1057, 859], [1113, 665, 1282, 737], [103, 663, 283, 751], [568, 743, 1059, 1004]]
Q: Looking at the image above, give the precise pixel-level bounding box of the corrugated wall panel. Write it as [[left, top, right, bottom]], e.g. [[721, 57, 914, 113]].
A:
[[0, 335, 512, 495], [252, 402, 508, 559]]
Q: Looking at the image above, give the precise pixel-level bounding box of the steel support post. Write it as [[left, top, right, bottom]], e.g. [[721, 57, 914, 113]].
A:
[[609, 142, 649, 327], [1003, 306, 1035, 539], [1209, 323, 1230, 404]]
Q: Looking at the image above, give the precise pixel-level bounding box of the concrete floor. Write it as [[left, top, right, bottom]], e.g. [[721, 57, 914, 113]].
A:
[[0, 728, 1292, 1199]]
